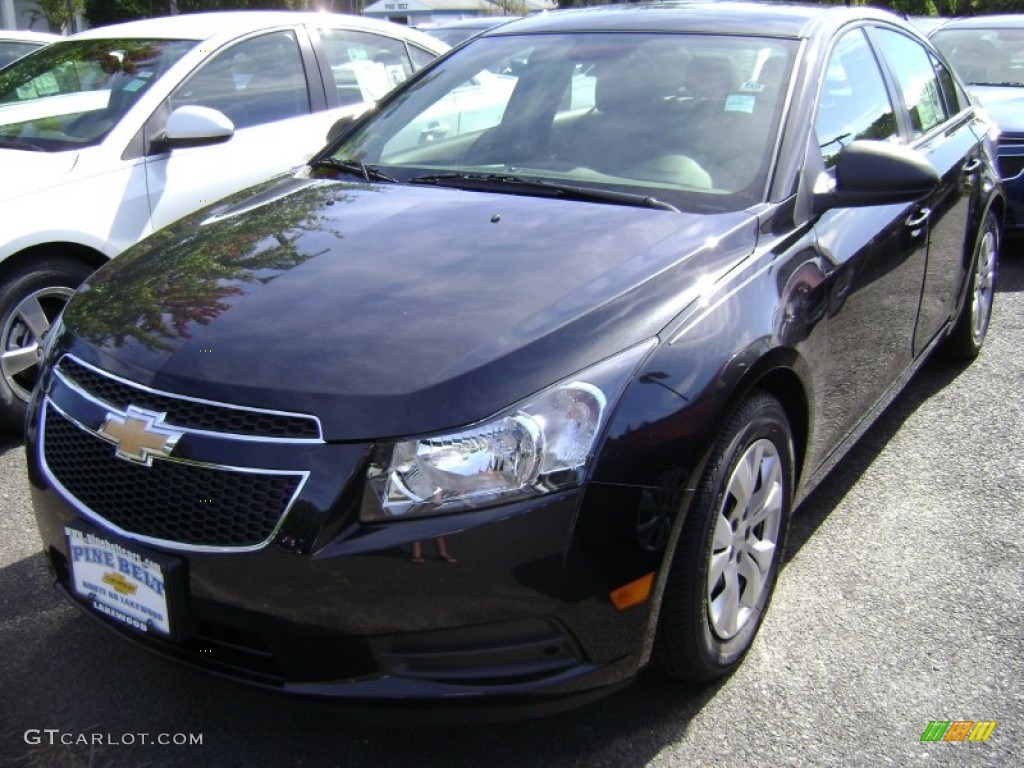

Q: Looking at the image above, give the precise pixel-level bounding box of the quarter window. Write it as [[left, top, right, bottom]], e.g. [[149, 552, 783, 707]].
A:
[[409, 45, 437, 72], [932, 53, 964, 115], [872, 28, 950, 137], [815, 29, 897, 169]]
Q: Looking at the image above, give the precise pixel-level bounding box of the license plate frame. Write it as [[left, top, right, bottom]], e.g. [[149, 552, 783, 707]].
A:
[[64, 521, 186, 640]]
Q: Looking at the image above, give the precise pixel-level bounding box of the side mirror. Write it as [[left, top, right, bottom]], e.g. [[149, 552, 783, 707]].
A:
[[326, 115, 355, 144], [813, 141, 939, 214], [160, 105, 234, 150]]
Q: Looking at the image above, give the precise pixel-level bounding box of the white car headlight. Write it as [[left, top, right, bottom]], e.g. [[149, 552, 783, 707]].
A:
[[361, 339, 656, 521]]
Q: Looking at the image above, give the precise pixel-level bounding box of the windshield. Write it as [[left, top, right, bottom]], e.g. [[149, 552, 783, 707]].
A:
[[0, 41, 44, 69], [324, 32, 796, 212], [932, 28, 1024, 86], [0, 38, 195, 152]]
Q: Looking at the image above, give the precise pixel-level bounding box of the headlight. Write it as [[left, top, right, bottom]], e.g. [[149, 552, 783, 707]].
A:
[[361, 339, 656, 521]]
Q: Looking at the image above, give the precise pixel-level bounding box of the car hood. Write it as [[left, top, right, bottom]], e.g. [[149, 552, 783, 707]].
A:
[[60, 174, 758, 440], [0, 147, 79, 202], [969, 85, 1024, 135]]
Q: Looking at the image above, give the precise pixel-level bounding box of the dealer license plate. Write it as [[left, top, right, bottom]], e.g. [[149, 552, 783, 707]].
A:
[[65, 526, 173, 636]]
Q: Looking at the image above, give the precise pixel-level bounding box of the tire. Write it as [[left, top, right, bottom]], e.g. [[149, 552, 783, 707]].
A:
[[0, 257, 94, 433], [943, 210, 999, 361], [653, 391, 793, 683]]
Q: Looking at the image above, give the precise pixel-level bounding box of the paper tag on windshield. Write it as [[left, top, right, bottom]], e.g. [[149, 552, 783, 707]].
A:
[[724, 94, 756, 114]]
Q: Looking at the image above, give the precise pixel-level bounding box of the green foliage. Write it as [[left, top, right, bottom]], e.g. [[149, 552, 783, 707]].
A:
[[485, 0, 529, 15], [76, 0, 1024, 25], [26, 0, 85, 32], [67, 179, 354, 351], [816, 0, 1024, 14], [587, 0, 1024, 11], [85, 0, 314, 23], [84, 0, 153, 27], [175, 0, 313, 10]]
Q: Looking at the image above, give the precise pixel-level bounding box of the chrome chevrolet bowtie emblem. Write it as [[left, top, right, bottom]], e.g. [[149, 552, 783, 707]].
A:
[[97, 406, 183, 466]]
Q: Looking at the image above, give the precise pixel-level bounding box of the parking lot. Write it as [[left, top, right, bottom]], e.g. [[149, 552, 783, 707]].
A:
[[0, 254, 1020, 767]]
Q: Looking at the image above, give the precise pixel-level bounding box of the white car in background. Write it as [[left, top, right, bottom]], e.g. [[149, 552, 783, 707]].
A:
[[0, 30, 60, 69], [0, 12, 445, 429]]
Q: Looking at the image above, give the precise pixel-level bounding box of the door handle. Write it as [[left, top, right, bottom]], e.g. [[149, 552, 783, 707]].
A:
[[963, 158, 982, 174], [904, 207, 931, 234]]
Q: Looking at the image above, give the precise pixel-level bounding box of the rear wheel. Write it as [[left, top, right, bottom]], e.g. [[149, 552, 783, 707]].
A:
[[944, 210, 999, 361], [0, 258, 94, 432], [653, 391, 793, 682]]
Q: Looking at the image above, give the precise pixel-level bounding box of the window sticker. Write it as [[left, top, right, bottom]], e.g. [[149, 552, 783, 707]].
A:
[[386, 64, 407, 86], [724, 93, 756, 113], [739, 81, 765, 92]]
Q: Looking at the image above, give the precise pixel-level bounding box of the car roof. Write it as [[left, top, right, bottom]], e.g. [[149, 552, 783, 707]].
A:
[[0, 30, 62, 43], [68, 11, 444, 47], [484, 1, 907, 39], [432, 17, 519, 30], [933, 14, 1024, 31]]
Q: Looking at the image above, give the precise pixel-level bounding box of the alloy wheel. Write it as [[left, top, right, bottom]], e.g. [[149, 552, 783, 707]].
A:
[[971, 227, 997, 345], [1, 286, 73, 402], [707, 438, 784, 640]]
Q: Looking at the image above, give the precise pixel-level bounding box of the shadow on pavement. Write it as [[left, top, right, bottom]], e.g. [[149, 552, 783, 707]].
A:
[[784, 354, 968, 565], [787, 251, 1021, 562], [0, 431, 20, 456]]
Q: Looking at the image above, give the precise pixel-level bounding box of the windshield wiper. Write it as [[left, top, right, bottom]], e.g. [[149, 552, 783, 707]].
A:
[[968, 81, 1024, 88], [407, 172, 679, 212], [314, 158, 396, 183]]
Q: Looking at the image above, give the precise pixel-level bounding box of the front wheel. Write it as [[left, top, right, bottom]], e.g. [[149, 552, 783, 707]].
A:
[[943, 210, 999, 361], [0, 258, 94, 432], [653, 391, 794, 683]]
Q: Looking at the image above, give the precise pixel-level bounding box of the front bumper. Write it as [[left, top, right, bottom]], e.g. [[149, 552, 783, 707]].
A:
[[997, 138, 1024, 231], [28, 356, 663, 715]]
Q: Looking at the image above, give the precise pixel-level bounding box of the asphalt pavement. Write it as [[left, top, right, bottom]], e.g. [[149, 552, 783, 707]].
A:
[[1, 254, 1021, 768]]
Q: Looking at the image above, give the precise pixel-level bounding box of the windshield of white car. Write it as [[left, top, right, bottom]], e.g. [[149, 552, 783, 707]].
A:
[[0, 41, 43, 69], [932, 28, 1024, 87], [325, 32, 796, 213], [0, 38, 195, 152]]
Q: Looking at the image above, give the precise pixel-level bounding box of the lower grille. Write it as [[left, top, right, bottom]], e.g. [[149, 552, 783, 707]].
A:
[[43, 405, 302, 549]]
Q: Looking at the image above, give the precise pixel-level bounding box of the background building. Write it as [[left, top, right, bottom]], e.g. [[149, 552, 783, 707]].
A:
[[1, 0, 48, 31], [362, 0, 553, 27]]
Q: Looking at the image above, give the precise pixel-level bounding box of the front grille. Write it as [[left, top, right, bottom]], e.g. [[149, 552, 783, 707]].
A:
[[44, 405, 302, 548], [57, 357, 320, 440]]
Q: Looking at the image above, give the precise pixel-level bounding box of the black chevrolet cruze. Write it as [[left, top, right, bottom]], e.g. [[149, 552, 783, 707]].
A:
[[28, 2, 1003, 717]]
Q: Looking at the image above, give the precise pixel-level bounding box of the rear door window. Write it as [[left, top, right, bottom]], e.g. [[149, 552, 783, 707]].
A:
[[317, 29, 415, 105], [871, 28, 951, 138]]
